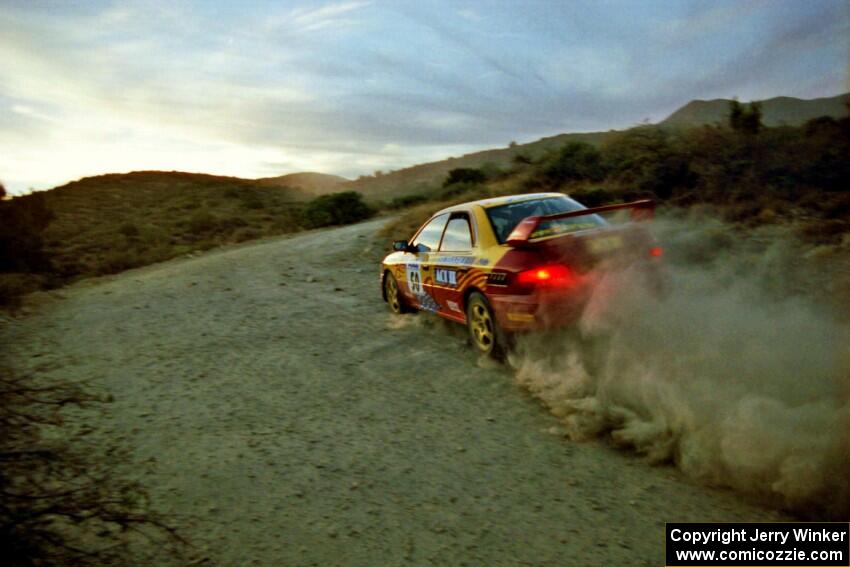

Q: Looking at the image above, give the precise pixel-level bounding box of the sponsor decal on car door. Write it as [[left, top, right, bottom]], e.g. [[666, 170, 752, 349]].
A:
[[406, 263, 423, 295], [409, 256, 441, 312], [431, 258, 469, 316]]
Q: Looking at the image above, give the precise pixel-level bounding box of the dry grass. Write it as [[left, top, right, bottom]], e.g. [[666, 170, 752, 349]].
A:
[[34, 171, 309, 280]]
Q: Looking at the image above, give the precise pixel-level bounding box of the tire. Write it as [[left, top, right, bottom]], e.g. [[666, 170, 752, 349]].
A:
[[465, 292, 508, 360], [383, 272, 409, 314]]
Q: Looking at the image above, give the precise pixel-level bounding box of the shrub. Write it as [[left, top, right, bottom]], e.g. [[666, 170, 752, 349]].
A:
[[187, 210, 219, 234], [729, 100, 763, 135], [443, 168, 487, 187], [568, 187, 618, 207], [538, 142, 606, 186], [233, 226, 262, 242], [118, 222, 140, 238], [303, 191, 373, 228], [478, 162, 504, 180], [602, 127, 695, 199], [236, 189, 265, 210]]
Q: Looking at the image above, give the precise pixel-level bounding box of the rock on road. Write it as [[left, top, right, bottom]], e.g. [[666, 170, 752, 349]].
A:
[[2, 218, 782, 566]]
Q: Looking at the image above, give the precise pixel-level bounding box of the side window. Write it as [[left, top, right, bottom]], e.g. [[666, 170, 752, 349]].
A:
[[411, 214, 449, 252], [440, 216, 473, 251]]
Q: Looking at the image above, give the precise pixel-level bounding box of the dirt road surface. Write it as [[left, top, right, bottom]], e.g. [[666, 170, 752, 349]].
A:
[[3, 218, 783, 566]]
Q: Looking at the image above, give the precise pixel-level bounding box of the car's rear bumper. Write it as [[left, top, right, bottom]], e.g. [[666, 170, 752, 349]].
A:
[[489, 286, 591, 331]]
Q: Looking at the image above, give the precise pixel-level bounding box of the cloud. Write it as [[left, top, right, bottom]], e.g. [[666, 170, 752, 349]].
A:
[[11, 104, 56, 124], [457, 8, 481, 23], [286, 1, 371, 33]]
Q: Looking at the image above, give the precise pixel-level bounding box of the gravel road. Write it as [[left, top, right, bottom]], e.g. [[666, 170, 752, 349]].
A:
[[2, 218, 783, 566]]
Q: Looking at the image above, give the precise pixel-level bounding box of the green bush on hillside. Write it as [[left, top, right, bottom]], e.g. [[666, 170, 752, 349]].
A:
[[187, 210, 220, 234], [602, 127, 696, 199], [537, 142, 606, 186], [729, 100, 763, 135], [303, 191, 373, 228], [443, 168, 487, 187]]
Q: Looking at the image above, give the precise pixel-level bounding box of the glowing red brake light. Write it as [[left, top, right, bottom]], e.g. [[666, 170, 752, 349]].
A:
[[649, 246, 663, 258], [517, 264, 575, 286]]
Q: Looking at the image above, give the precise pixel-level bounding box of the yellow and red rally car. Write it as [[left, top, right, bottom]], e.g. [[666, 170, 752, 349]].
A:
[[380, 192, 663, 358]]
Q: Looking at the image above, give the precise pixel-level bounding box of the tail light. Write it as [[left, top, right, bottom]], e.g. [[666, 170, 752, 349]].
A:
[[516, 264, 576, 287], [649, 246, 663, 258]]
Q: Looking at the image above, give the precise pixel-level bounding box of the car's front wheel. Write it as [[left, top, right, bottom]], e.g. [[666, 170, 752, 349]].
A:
[[466, 292, 507, 360], [383, 272, 409, 314]]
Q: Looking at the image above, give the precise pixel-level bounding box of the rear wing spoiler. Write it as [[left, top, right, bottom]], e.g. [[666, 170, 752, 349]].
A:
[[506, 199, 655, 247]]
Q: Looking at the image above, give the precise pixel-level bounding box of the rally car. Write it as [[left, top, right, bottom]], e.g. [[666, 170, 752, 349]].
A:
[[380, 192, 663, 358]]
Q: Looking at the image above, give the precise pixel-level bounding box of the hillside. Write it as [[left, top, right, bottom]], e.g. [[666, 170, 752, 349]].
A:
[[33, 171, 310, 279], [258, 171, 349, 196], [344, 93, 849, 201], [660, 93, 849, 129], [345, 131, 615, 201]]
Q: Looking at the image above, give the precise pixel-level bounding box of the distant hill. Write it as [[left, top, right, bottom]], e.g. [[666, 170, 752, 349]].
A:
[[660, 93, 849, 129], [345, 131, 615, 201], [258, 172, 349, 196]]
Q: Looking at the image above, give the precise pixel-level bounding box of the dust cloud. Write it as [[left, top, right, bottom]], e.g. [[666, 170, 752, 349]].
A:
[[510, 213, 850, 518]]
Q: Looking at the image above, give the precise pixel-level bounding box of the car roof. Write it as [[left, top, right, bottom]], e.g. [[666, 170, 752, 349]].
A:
[[433, 192, 567, 215]]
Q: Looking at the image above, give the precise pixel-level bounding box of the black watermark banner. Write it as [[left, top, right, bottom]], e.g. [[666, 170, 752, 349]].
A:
[[666, 523, 849, 566]]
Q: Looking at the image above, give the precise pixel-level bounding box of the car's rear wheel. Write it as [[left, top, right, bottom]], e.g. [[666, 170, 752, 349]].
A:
[[466, 292, 507, 359], [384, 272, 408, 314]]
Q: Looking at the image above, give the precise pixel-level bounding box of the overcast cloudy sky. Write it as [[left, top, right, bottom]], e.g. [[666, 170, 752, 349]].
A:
[[0, 0, 847, 194]]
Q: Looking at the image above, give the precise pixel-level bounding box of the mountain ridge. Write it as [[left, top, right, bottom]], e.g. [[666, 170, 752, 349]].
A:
[[659, 93, 849, 129]]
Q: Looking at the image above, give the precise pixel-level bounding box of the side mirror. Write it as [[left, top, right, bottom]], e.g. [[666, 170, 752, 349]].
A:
[[392, 240, 409, 252]]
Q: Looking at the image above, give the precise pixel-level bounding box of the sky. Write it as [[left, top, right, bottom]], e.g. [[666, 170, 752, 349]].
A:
[[0, 0, 848, 194]]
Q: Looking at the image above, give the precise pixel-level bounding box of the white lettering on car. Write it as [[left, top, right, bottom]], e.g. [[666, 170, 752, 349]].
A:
[[435, 268, 458, 286]]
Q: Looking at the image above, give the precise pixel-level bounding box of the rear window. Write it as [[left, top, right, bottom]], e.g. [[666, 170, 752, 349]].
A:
[[485, 196, 606, 243]]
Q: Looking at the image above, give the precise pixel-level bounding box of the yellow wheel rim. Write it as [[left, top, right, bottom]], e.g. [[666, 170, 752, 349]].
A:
[[386, 275, 401, 313], [469, 301, 494, 351]]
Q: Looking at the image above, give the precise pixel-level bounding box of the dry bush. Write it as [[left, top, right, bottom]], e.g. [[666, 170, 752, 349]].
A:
[[0, 365, 188, 566]]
